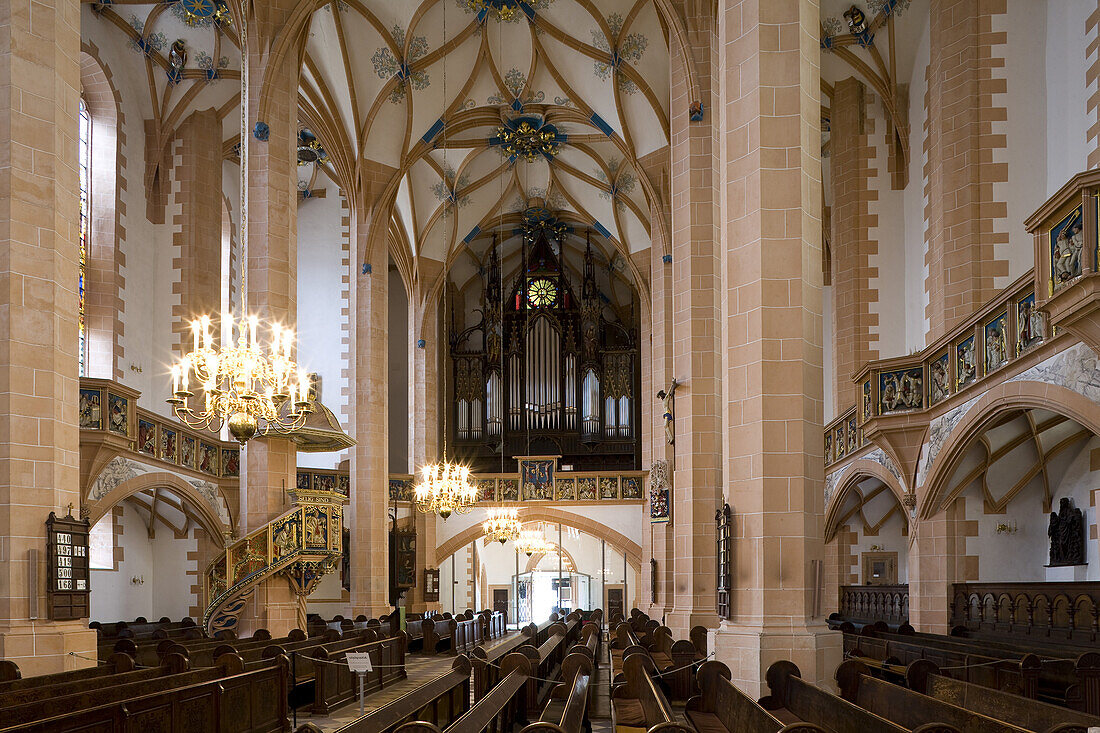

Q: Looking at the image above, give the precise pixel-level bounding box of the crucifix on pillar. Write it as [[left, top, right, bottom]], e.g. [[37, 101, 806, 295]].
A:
[[656, 379, 679, 445]]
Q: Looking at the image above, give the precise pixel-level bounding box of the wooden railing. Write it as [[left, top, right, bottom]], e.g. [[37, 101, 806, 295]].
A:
[[839, 584, 909, 626], [950, 581, 1100, 643]]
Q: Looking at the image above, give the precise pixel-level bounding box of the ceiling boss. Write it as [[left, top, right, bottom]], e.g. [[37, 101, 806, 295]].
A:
[[167, 314, 313, 444]]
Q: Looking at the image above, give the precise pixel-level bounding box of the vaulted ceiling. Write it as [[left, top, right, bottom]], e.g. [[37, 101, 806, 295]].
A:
[[299, 0, 670, 276], [87, 0, 671, 292]]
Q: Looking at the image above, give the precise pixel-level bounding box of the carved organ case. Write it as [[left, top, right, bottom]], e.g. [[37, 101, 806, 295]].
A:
[[450, 229, 639, 471]]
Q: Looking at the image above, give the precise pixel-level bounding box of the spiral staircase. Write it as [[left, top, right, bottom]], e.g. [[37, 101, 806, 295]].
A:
[[202, 493, 345, 636]]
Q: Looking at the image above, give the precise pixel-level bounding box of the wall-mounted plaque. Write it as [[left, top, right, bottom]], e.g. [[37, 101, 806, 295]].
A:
[[46, 510, 91, 620], [424, 568, 440, 602]]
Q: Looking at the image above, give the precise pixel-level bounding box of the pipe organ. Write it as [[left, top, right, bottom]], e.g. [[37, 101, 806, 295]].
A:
[[450, 230, 639, 471]]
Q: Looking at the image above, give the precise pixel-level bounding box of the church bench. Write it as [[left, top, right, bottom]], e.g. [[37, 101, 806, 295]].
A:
[[279, 629, 385, 686], [479, 611, 505, 639], [392, 653, 533, 733], [107, 627, 280, 667], [296, 655, 473, 733], [309, 631, 407, 714], [525, 619, 557, 647], [0, 654, 189, 711], [566, 622, 599, 668], [90, 617, 196, 640], [518, 623, 571, 709], [471, 630, 530, 701], [1, 653, 289, 733], [847, 629, 1093, 711], [759, 661, 916, 733], [422, 617, 456, 655], [0, 653, 135, 694], [685, 661, 826, 733], [520, 652, 593, 733], [453, 617, 484, 655], [832, 659, 1033, 733], [903, 658, 1100, 733], [610, 652, 691, 733], [0, 652, 222, 728]]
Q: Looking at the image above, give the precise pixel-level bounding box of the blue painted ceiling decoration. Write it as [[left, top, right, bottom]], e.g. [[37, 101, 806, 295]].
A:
[[373, 25, 431, 104], [592, 13, 648, 94], [457, 0, 554, 24]]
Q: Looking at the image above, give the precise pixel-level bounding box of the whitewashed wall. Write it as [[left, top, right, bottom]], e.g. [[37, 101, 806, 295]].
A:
[[90, 508, 198, 622]]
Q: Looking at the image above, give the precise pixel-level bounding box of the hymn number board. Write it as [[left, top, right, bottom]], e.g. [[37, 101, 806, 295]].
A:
[[46, 511, 91, 620]]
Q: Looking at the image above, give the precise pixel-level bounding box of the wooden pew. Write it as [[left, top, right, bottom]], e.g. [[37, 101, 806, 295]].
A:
[[309, 631, 408, 714], [0, 654, 188, 713], [610, 652, 692, 733], [566, 623, 599, 668], [294, 656, 472, 733], [471, 630, 530, 701], [108, 626, 279, 668], [847, 627, 1093, 711], [831, 659, 1032, 733], [0, 653, 134, 695], [520, 653, 593, 733], [759, 661, 917, 733], [903, 658, 1100, 733], [685, 661, 826, 733], [518, 623, 570, 710], [423, 617, 456, 655], [2, 653, 288, 733], [391, 652, 533, 733], [452, 617, 484, 655]]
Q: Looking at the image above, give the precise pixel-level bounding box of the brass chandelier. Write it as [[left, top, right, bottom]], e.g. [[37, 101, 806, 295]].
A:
[[515, 526, 554, 557], [483, 507, 522, 544], [167, 314, 313, 443], [413, 463, 477, 519]]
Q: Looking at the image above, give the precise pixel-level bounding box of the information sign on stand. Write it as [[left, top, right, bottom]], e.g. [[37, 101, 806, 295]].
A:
[[345, 652, 374, 714]]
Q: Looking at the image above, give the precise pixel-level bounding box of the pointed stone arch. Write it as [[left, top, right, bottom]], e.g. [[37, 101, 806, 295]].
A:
[[85, 472, 229, 548], [825, 459, 909, 544], [919, 381, 1100, 520], [436, 506, 642, 569]]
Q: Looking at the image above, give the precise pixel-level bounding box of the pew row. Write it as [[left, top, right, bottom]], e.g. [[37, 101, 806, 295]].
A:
[[685, 661, 827, 733], [610, 652, 692, 733], [520, 653, 593, 733], [0, 653, 289, 733], [760, 661, 928, 733], [391, 653, 533, 733], [901, 659, 1100, 733]]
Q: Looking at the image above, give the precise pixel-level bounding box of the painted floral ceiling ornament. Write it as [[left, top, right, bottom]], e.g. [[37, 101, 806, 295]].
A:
[[492, 117, 566, 163]]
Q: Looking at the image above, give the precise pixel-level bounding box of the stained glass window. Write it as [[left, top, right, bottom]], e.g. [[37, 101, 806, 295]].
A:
[[527, 278, 556, 308], [78, 98, 89, 376]]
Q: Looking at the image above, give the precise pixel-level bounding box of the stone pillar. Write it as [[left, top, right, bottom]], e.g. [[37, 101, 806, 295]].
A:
[[0, 0, 98, 675], [829, 78, 878, 412], [666, 2, 721, 641], [350, 231, 391, 618], [408, 275, 440, 614], [173, 108, 223, 353], [236, 0, 305, 636], [923, 0, 1008, 340], [909, 498, 975, 634], [710, 0, 841, 695]]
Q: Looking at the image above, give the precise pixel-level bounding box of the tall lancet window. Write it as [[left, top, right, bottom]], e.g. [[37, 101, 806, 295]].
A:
[[78, 97, 91, 377]]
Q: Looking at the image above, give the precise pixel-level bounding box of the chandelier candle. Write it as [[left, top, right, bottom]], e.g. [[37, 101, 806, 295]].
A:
[[167, 313, 313, 443]]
